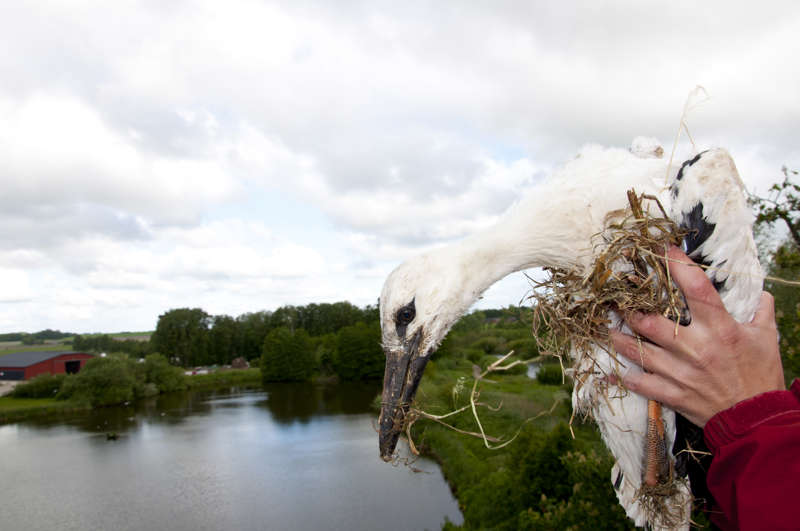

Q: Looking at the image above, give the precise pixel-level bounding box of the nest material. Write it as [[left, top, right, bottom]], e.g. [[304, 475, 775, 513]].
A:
[[530, 189, 688, 376], [529, 189, 690, 528]]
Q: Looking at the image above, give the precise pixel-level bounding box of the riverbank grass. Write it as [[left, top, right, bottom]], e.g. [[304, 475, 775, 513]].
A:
[[406, 357, 634, 529], [0, 396, 89, 422]]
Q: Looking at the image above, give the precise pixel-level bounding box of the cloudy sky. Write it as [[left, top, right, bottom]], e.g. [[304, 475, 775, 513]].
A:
[[1, 1, 798, 333]]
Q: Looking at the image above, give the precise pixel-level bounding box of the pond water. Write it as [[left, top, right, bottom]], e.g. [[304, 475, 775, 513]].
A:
[[0, 382, 463, 531]]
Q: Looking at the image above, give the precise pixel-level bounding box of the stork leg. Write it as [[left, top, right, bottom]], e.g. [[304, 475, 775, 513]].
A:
[[643, 399, 669, 486]]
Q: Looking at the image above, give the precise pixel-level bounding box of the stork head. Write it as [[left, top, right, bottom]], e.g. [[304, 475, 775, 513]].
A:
[[377, 250, 469, 460]]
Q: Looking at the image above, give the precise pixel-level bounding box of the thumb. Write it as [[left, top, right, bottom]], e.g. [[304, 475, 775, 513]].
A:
[[751, 291, 776, 326]]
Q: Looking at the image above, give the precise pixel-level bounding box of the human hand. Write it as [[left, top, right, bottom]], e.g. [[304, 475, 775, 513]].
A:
[[610, 246, 785, 427]]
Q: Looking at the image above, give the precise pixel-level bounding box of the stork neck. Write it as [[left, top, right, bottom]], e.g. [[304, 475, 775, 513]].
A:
[[450, 201, 586, 310]]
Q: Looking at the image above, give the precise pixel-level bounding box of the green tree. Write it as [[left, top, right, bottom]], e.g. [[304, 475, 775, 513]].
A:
[[751, 166, 800, 248], [152, 308, 211, 367], [333, 322, 383, 380], [311, 333, 337, 376], [209, 314, 239, 365], [260, 327, 314, 382], [237, 311, 273, 361], [750, 167, 800, 383]]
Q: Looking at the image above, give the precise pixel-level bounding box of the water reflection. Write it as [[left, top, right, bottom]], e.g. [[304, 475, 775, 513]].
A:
[[1, 382, 462, 531], [260, 380, 381, 424]]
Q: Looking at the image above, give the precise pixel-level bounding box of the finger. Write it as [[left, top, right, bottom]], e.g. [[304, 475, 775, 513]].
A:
[[625, 312, 683, 352], [751, 291, 776, 327], [621, 369, 683, 409], [609, 329, 676, 377], [665, 246, 731, 325]]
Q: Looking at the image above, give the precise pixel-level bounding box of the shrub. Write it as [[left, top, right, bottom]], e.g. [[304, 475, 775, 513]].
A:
[[536, 364, 563, 385], [506, 360, 529, 376], [516, 450, 631, 530], [471, 336, 503, 354], [464, 348, 485, 363], [506, 338, 538, 358], [143, 354, 187, 393], [57, 356, 142, 406], [11, 373, 66, 398]]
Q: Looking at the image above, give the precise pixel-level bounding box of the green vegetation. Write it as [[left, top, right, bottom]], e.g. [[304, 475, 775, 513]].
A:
[[0, 329, 72, 344], [750, 166, 800, 384], [1, 365, 262, 423], [185, 368, 261, 389], [73, 334, 152, 357], [0, 396, 89, 423], [0, 342, 74, 355], [409, 354, 632, 530], [333, 322, 383, 380], [1, 300, 381, 422], [10, 373, 66, 398], [371, 304, 628, 529], [4, 354, 186, 409], [149, 302, 378, 369], [535, 363, 564, 386], [55, 354, 186, 406]]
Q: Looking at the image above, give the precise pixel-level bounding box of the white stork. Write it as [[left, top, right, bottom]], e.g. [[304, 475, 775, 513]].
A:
[[376, 139, 763, 530]]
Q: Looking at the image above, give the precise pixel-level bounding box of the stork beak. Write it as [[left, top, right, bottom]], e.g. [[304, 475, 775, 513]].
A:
[[378, 329, 429, 461]]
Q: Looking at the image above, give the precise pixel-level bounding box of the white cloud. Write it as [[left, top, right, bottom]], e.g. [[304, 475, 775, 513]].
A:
[[0, 268, 33, 303], [0, 1, 798, 331]]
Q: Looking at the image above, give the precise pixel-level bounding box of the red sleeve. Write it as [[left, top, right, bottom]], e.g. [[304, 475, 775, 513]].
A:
[[703, 379, 800, 530]]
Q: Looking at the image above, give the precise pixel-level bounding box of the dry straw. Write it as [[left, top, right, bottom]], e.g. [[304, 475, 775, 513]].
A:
[[529, 190, 688, 374], [528, 189, 690, 527]]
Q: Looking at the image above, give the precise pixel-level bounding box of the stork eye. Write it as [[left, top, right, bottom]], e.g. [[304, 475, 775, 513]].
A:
[[395, 306, 415, 325]]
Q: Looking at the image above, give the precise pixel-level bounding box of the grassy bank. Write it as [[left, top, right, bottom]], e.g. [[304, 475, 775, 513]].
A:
[[0, 366, 262, 424], [406, 357, 634, 530], [0, 396, 91, 423]]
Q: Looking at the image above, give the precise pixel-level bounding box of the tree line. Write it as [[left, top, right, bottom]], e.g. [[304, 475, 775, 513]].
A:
[[0, 329, 73, 344], [72, 301, 383, 383]]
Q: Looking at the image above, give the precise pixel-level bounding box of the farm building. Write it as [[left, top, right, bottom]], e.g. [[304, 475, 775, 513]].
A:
[[0, 351, 94, 380]]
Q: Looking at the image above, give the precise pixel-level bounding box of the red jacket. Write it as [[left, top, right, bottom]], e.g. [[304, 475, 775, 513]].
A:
[[704, 379, 800, 530]]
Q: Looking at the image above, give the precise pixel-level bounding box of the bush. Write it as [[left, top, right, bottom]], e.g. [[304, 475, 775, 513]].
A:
[[261, 327, 314, 382], [333, 322, 383, 380], [516, 450, 631, 530], [471, 336, 503, 354], [11, 373, 66, 398], [536, 364, 563, 385], [464, 348, 485, 363], [57, 356, 142, 406], [506, 360, 529, 376], [143, 354, 187, 393], [506, 338, 538, 358]]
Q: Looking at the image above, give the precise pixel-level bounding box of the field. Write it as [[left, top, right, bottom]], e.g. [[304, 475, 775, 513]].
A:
[[0, 331, 152, 358], [0, 340, 74, 355]]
